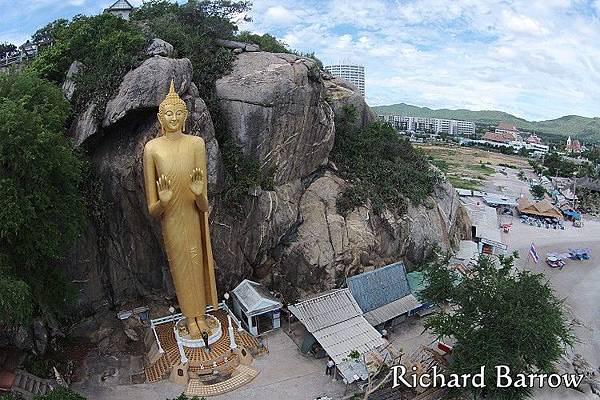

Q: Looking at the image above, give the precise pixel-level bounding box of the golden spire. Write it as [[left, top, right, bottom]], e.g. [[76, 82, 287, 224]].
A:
[[159, 79, 186, 112]]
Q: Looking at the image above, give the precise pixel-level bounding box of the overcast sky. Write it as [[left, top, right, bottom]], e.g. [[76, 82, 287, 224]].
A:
[[2, 0, 599, 121]]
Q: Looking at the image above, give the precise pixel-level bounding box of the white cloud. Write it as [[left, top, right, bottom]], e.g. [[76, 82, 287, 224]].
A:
[[242, 0, 600, 119], [265, 5, 299, 25], [501, 10, 549, 36]]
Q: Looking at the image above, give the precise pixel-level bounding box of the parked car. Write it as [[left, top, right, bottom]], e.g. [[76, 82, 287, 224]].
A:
[[546, 256, 565, 269]]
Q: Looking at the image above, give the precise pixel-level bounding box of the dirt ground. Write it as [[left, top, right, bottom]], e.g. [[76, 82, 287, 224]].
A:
[[417, 144, 533, 190]]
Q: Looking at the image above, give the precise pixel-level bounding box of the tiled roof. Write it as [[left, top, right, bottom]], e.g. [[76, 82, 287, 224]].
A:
[[346, 262, 411, 313], [497, 122, 518, 132], [232, 279, 281, 317], [526, 134, 541, 144], [483, 131, 514, 143]]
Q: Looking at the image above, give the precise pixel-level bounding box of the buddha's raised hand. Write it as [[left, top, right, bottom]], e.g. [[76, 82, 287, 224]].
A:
[[189, 168, 204, 196], [156, 174, 173, 205]]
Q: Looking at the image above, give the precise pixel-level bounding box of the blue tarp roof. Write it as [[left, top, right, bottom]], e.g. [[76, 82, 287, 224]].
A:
[[346, 262, 411, 314], [563, 209, 581, 220]]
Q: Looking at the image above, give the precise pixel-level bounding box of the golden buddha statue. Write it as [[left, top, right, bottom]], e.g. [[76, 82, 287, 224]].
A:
[[143, 80, 219, 338]]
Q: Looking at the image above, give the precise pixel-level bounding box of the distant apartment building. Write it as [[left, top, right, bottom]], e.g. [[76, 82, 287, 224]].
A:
[[324, 64, 365, 96], [378, 115, 476, 136]]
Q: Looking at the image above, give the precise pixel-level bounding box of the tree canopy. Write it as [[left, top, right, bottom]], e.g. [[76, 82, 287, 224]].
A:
[[529, 184, 546, 201], [422, 254, 573, 399], [28, 13, 145, 113], [331, 106, 440, 215], [0, 72, 86, 323]]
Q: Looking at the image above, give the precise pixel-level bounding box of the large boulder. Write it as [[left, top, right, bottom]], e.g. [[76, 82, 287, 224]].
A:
[[103, 56, 193, 128], [146, 38, 174, 57], [69, 56, 193, 147], [215, 52, 335, 185]]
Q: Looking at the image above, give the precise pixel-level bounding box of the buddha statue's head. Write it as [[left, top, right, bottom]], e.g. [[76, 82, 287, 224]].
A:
[[158, 80, 188, 134]]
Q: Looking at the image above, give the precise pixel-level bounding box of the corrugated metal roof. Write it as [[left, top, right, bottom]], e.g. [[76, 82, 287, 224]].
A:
[[363, 294, 422, 326], [312, 315, 386, 365], [346, 262, 411, 314], [289, 288, 387, 382], [232, 279, 281, 317], [337, 359, 369, 384], [288, 288, 362, 332]]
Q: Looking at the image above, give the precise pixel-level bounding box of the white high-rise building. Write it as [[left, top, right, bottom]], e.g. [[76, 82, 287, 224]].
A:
[[378, 115, 475, 136], [324, 64, 365, 96]]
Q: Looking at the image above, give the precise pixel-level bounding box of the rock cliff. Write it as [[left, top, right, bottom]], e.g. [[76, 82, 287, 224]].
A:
[[64, 47, 470, 312]]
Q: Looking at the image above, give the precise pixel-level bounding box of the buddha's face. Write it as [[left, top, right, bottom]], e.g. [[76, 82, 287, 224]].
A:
[[158, 103, 187, 134]]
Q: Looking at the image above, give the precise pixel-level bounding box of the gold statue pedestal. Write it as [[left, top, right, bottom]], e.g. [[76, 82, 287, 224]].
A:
[[175, 315, 222, 351]]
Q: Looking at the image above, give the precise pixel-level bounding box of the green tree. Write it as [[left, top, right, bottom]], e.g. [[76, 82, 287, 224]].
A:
[[423, 254, 573, 400], [0, 42, 17, 58], [32, 386, 86, 400], [31, 19, 68, 43], [543, 152, 576, 177], [518, 147, 530, 157], [0, 72, 86, 322], [530, 184, 546, 200], [235, 31, 288, 52], [331, 106, 439, 215], [28, 13, 145, 113]]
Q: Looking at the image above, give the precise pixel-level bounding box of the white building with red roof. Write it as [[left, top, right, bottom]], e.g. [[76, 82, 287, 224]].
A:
[[526, 134, 542, 144], [494, 122, 522, 142], [565, 136, 583, 153]]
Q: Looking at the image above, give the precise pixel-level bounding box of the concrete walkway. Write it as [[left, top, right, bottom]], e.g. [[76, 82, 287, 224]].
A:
[[75, 330, 347, 400]]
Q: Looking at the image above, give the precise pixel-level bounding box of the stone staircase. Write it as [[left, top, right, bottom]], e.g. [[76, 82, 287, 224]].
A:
[[11, 370, 55, 399], [184, 364, 260, 397]]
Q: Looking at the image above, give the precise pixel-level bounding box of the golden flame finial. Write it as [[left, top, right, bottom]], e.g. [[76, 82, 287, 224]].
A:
[[159, 79, 186, 112]]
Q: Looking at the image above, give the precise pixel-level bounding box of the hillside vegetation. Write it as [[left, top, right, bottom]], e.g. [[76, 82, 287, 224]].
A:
[[373, 103, 600, 142]]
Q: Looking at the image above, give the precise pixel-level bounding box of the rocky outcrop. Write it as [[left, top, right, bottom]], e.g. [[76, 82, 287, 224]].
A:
[[102, 56, 193, 128], [62, 61, 82, 102], [215, 52, 334, 185], [215, 39, 260, 52], [322, 72, 377, 129], [64, 48, 470, 313], [146, 38, 174, 57], [265, 172, 470, 299]]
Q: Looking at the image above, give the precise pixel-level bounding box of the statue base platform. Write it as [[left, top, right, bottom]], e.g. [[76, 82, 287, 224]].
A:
[[144, 307, 262, 389], [175, 315, 222, 347]]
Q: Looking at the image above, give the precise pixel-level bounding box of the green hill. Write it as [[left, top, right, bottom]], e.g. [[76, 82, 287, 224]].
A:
[[372, 103, 600, 142]]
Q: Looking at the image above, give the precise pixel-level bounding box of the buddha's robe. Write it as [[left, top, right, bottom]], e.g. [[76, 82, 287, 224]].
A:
[[143, 134, 218, 317]]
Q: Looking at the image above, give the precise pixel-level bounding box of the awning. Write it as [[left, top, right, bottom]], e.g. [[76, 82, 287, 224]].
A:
[[363, 294, 422, 326]]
